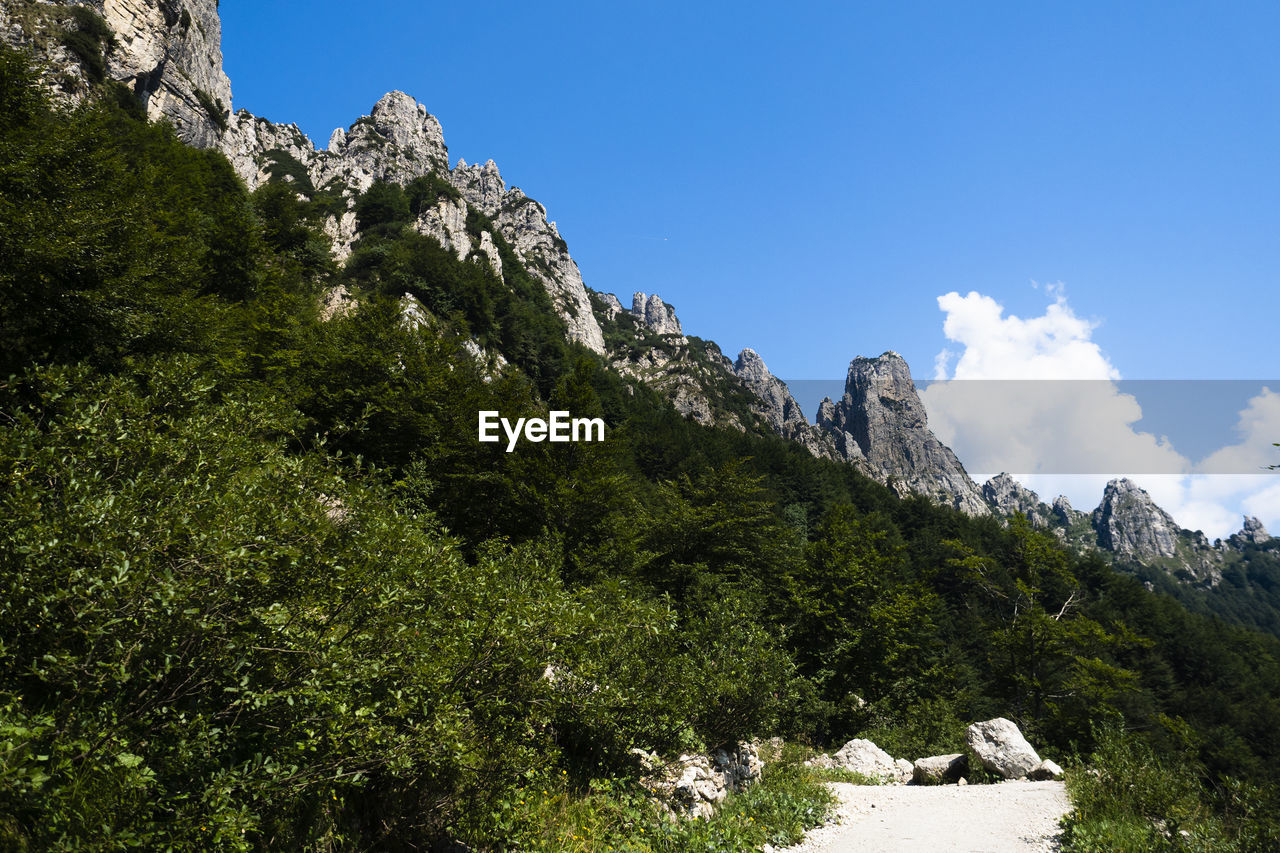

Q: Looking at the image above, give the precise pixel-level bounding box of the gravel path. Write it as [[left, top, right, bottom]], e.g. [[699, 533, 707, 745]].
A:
[[783, 780, 1070, 853]]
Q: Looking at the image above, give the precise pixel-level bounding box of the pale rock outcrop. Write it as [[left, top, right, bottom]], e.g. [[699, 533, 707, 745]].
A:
[[965, 718, 1042, 780], [733, 348, 840, 460], [399, 293, 430, 333], [631, 292, 684, 337], [219, 113, 317, 192], [1092, 478, 1180, 560], [1053, 495, 1086, 529], [104, 0, 231, 147], [1230, 516, 1271, 549], [450, 158, 507, 217], [1028, 759, 1064, 781], [319, 284, 356, 322], [414, 196, 473, 261], [493, 189, 605, 353], [983, 474, 1051, 528], [733, 348, 806, 434], [827, 738, 910, 783], [912, 753, 968, 785], [816, 397, 867, 464], [597, 292, 626, 321], [1, 0, 230, 146], [447, 159, 604, 353], [477, 230, 503, 279], [817, 352, 989, 516], [642, 743, 764, 820]]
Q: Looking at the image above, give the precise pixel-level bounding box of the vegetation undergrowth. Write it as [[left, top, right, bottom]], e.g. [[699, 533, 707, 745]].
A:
[[4, 39, 1280, 850], [468, 751, 836, 852], [1062, 725, 1280, 852]]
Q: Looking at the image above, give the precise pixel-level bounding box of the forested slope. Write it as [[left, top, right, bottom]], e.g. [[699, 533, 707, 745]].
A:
[[2, 46, 1280, 850]]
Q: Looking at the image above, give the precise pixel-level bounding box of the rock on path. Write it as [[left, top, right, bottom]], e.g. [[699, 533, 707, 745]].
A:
[[784, 780, 1069, 853]]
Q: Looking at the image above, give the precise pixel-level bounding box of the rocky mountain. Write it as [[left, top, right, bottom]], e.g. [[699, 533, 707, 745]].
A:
[[8, 0, 1272, 597], [983, 473, 1051, 529], [1092, 479, 1180, 561], [732, 349, 839, 460], [815, 353, 990, 516], [1, 1, 606, 355], [974, 474, 1278, 587]]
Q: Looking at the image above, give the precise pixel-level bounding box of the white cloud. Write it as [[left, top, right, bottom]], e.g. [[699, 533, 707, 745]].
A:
[[922, 288, 1187, 478], [920, 288, 1280, 540], [934, 288, 1119, 381], [1198, 388, 1280, 474]]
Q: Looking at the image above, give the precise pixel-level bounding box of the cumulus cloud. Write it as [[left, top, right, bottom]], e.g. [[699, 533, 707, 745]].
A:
[[918, 288, 1279, 540], [933, 288, 1119, 380], [922, 288, 1187, 478], [1198, 388, 1280, 474]]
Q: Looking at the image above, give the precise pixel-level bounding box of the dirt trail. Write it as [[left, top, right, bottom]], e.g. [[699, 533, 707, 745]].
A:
[[783, 780, 1069, 853]]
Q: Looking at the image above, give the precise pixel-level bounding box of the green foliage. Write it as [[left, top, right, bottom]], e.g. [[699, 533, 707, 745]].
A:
[[406, 171, 462, 214], [195, 87, 229, 132], [353, 179, 410, 233], [467, 755, 835, 851], [59, 7, 115, 84], [1062, 725, 1235, 852], [261, 148, 315, 195], [0, 58, 258, 374], [6, 45, 1280, 847]]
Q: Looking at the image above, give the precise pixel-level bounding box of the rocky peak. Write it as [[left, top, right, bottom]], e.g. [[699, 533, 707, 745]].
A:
[[320, 91, 450, 180], [596, 292, 626, 321], [630, 293, 683, 337], [1052, 495, 1086, 528], [733, 348, 800, 428], [732, 349, 839, 459], [1230, 516, 1272, 549], [982, 474, 1049, 527], [817, 352, 988, 516], [1092, 479, 1180, 560], [451, 158, 506, 218]]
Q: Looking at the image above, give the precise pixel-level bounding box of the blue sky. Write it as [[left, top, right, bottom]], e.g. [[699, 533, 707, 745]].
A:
[[221, 2, 1280, 534]]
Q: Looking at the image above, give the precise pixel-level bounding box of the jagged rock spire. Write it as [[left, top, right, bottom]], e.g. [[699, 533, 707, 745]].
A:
[[816, 352, 988, 516]]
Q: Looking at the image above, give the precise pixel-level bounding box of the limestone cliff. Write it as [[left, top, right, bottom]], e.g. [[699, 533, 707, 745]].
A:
[[2, 1, 606, 354], [816, 352, 989, 516], [1092, 479, 1180, 561], [1, 0, 230, 146], [982, 474, 1051, 529], [733, 349, 839, 460]]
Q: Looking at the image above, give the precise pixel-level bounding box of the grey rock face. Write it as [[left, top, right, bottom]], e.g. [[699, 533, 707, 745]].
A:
[[444, 159, 603, 353], [733, 349, 803, 432], [733, 349, 840, 460], [816, 396, 866, 464], [965, 718, 1042, 780], [912, 753, 968, 785], [983, 474, 1050, 527], [1, 0, 232, 147], [630, 292, 684, 337], [643, 743, 763, 820], [1092, 478, 1180, 560], [105, 0, 232, 147], [1053, 495, 1086, 528], [597, 292, 626, 321], [1028, 759, 1064, 781], [222, 99, 606, 352], [818, 352, 988, 516]]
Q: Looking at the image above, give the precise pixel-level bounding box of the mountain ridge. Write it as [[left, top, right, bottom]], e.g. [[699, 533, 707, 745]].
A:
[[3, 0, 1272, 603]]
